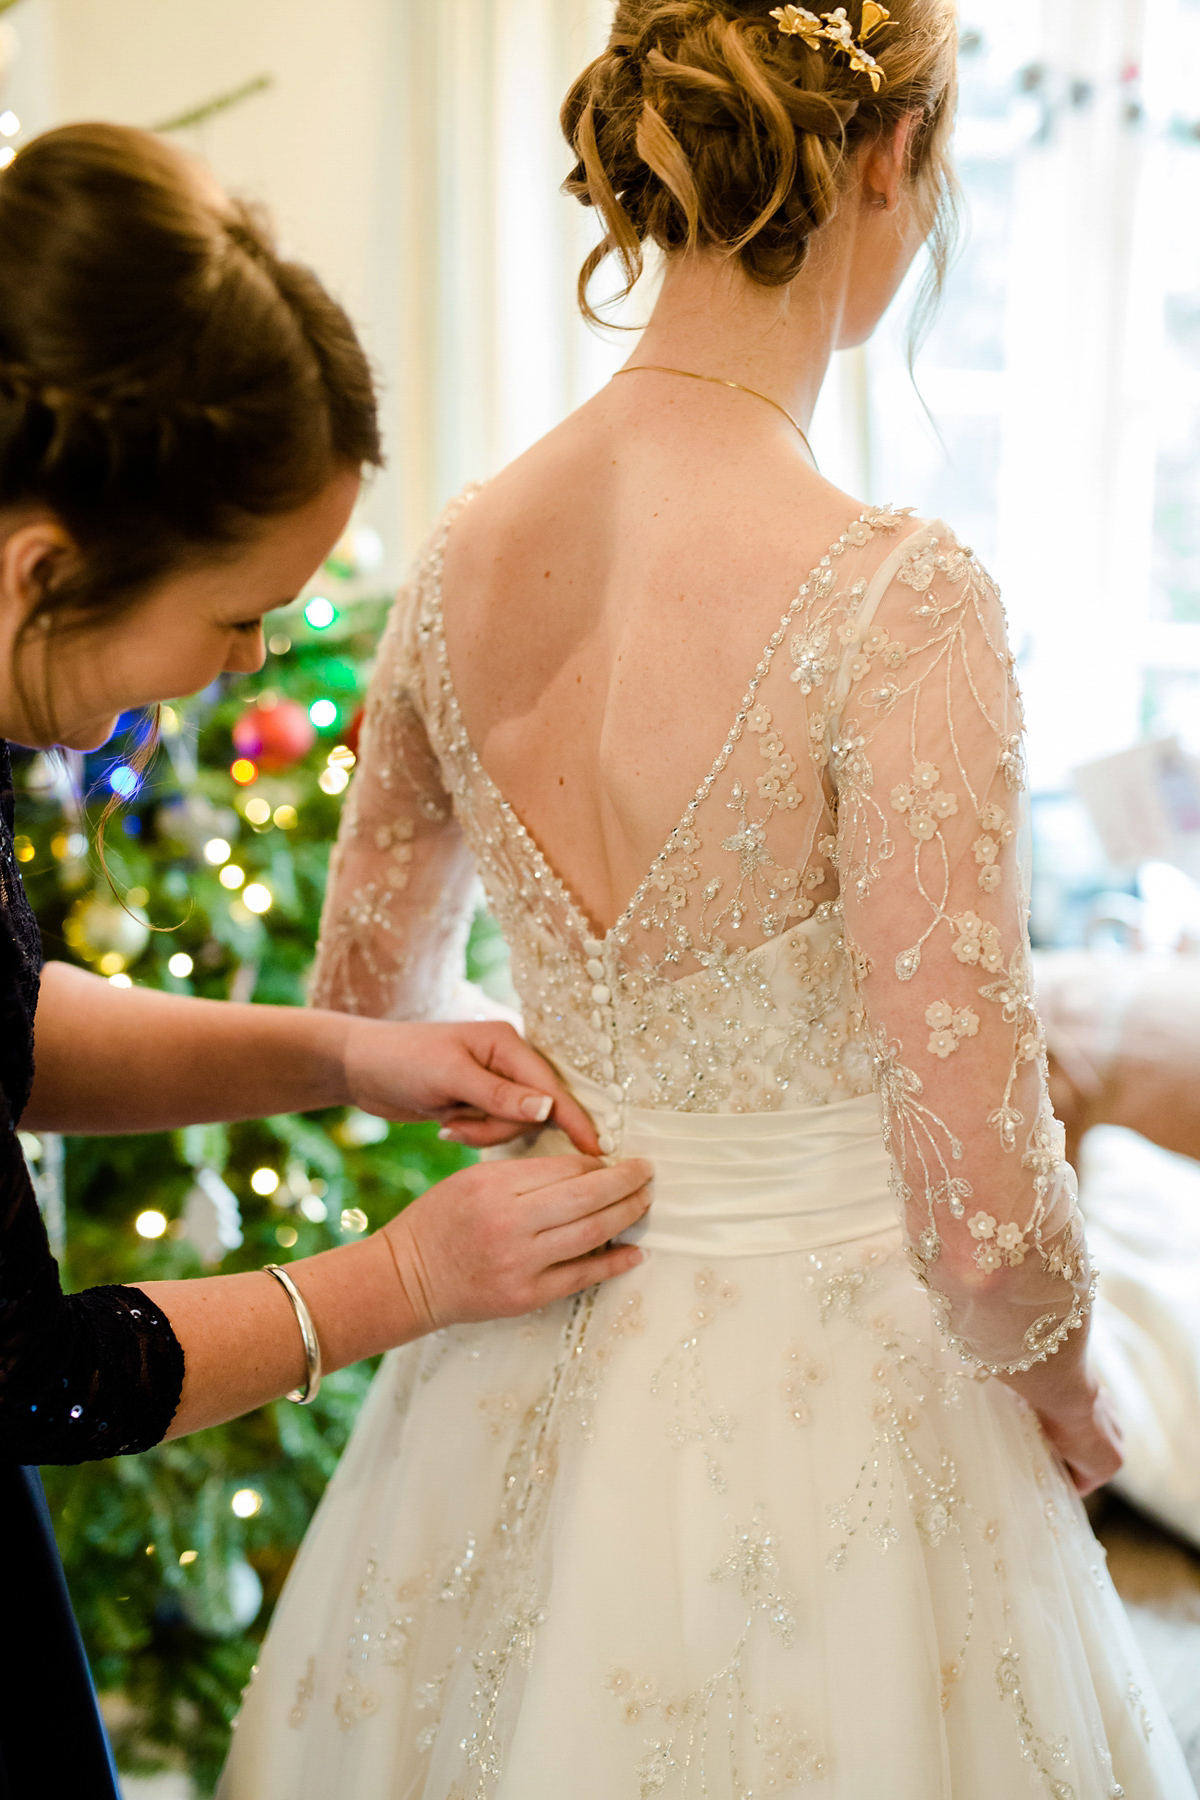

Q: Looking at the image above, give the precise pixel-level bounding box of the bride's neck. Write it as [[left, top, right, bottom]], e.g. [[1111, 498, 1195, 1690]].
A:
[[627, 233, 853, 435]]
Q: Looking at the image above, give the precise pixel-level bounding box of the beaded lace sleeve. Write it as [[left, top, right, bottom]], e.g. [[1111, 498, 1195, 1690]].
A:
[[308, 551, 479, 1021], [830, 527, 1093, 1374]]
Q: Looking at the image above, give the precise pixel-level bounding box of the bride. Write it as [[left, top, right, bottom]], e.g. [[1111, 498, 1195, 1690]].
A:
[[220, 3, 1197, 1795]]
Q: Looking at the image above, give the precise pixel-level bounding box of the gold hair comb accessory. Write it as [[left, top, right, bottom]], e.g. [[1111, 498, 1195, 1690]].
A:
[[770, 4, 893, 92]]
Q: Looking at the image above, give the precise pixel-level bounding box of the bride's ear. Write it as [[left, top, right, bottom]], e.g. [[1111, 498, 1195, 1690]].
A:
[[861, 111, 923, 215]]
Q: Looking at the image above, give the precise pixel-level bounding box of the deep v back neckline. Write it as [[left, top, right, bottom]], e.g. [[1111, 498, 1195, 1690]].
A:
[[426, 492, 923, 950]]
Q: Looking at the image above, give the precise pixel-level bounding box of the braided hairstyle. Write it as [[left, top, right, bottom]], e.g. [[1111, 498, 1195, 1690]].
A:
[[0, 122, 381, 630], [562, 0, 959, 322]]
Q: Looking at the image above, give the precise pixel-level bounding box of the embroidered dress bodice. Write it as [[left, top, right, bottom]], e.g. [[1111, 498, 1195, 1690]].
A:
[[312, 492, 1092, 1377]]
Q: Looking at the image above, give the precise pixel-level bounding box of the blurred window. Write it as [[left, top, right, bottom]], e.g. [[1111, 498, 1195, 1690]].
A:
[[852, 0, 1200, 790]]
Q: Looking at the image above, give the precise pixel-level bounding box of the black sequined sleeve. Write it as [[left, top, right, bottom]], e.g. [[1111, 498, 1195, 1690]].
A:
[[0, 1096, 185, 1465]]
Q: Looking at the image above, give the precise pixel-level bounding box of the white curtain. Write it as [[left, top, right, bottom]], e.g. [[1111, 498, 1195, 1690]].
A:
[[996, 0, 1150, 787], [368, 0, 626, 553]]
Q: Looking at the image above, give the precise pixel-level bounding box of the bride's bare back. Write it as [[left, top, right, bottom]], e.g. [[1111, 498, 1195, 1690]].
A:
[[440, 377, 861, 934]]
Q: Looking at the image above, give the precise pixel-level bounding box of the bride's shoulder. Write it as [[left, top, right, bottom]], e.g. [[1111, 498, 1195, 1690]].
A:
[[449, 416, 595, 539], [852, 514, 1009, 657], [436, 418, 618, 613], [846, 510, 995, 588], [765, 478, 943, 591]]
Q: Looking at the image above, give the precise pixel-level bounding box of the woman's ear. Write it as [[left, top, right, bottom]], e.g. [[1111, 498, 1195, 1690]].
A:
[[861, 111, 923, 214], [0, 516, 74, 620]]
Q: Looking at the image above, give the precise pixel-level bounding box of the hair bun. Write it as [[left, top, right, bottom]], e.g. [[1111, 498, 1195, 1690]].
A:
[[562, 0, 959, 321], [0, 120, 381, 674]]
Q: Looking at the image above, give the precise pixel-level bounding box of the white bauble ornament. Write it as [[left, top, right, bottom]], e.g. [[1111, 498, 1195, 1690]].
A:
[[180, 1557, 263, 1637], [179, 1167, 243, 1264]]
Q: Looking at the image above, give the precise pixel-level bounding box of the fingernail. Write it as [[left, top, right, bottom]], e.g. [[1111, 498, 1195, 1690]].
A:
[[521, 1094, 553, 1123]]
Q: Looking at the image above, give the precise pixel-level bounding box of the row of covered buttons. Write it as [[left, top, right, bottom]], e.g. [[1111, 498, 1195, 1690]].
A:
[[585, 935, 624, 1155]]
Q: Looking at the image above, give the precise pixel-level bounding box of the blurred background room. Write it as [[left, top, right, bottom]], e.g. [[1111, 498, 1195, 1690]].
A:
[[2, 0, 1199, 1791]]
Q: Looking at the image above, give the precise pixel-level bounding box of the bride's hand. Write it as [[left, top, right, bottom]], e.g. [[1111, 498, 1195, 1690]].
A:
[[381, 1153, 652, 1328], [340, 1018, 601, 1154], [1000, 1352, 1123, 1497], [1031, 1380, 1124, 1497]]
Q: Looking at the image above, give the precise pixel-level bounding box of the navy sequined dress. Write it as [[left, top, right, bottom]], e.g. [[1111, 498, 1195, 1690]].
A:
[[0, 741, 185, 1798]]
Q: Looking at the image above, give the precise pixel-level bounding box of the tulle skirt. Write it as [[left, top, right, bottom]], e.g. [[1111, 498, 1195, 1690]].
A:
[[219, 1089, 1196, 1799]]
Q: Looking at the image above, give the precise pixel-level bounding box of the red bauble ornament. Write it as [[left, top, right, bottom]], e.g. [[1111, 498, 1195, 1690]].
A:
[[232, 699, 315, 773], [343, 705, 366, 758]]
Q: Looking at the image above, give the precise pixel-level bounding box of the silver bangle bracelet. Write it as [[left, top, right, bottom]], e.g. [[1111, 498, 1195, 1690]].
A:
[[263, 1264, 323, 1405]]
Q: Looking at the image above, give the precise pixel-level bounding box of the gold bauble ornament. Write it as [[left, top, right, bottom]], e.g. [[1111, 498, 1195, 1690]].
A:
[[64, 895, 151, 972]]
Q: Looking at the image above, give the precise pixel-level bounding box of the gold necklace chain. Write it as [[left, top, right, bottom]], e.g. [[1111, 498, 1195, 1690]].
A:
[[612, 364, 820, 472]]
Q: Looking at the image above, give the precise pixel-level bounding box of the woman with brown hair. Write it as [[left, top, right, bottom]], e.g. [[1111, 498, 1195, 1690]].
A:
[[223, 3, 1195, 1795], [0, 122, 653, 1800]]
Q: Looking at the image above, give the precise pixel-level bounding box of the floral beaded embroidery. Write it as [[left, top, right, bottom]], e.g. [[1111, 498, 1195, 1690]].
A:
[[288, 1656, 316, 1729], [650, 1268, 741, 1493], [566, 1289, 646, 1436], [781, 1340, 827, 1426], [607, 1508, 828, 1793], [923, 998, 980, 1058]]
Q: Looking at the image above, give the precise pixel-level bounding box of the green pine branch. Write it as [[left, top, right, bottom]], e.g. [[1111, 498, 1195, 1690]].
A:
[[152, 75, 272, 137]]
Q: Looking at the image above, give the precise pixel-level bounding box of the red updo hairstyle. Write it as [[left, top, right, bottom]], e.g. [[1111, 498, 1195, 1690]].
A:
[[562, 0, 960, 325]]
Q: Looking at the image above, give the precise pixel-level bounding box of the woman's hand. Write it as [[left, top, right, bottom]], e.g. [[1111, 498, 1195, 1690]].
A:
[[1000, 1346, 1123, 1497], [24, 967, 600, 1152], [1030, 1379, 1124, 1497], [381, 1152, 652, 1330], [341, 1018, 601, 1153], [150, 1152, 652, 1438]]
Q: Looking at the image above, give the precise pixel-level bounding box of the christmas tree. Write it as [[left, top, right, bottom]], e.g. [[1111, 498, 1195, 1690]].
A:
[[14, 533, 496, 1792]]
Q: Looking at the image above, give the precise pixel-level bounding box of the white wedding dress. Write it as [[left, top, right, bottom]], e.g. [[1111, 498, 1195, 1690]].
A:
[[219, 495, 1196, 1799]]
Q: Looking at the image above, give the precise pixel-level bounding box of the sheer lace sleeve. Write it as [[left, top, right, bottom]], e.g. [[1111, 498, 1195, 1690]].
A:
[[831, 525, 1093, 1374], [309, 546, 479, 1021]]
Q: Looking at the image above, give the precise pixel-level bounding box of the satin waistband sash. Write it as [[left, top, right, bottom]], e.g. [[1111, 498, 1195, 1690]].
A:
[[562, 1066, 897, 1257]]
